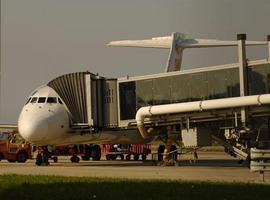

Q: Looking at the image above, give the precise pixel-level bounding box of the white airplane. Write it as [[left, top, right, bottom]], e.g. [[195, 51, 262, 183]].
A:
[[5, 32, 270, 165], [18, 85, 147, 145]]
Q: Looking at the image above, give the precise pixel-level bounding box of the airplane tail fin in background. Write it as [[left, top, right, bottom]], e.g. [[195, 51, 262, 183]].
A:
[[108, 32, 267, 72]]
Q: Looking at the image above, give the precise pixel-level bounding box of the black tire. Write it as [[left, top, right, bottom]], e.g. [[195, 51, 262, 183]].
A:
[[134, 154, 139, 161], [0, 153, 3, 162], [17, 151, 28, 163], [70, 156, 75, 162], [36, 154, 42, 166], [52, 156, 58, 163], [91, 145, 101, 161], [8, 159, 16, 163], [158, 145, 165, 161], [70, 155, 80, 163]]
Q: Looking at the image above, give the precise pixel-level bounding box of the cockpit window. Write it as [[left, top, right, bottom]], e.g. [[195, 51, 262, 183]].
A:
[[25, 97, 31, 105], [47, 97, 57, 104], [38, 97, 46, 103], [58, 98, 63, 104], [30, 97, 38, 103]]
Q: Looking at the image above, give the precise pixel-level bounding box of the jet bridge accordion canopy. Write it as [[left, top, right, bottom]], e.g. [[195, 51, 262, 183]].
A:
[[47, 72, 118, 128]]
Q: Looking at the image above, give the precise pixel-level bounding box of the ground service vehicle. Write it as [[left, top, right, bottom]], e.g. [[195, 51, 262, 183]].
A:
[[0, 131, 32, 162]]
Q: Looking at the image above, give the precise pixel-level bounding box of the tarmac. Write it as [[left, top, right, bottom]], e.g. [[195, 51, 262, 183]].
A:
[[0, 151, 269, 183]]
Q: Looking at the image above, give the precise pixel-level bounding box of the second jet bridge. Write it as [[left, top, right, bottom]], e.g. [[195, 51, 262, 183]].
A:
[[117, 60, 270, 128]]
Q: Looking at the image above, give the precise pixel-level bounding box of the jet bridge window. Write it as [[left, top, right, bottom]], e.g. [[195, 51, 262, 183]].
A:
[[119, 81, 136, 120], [47, 97, 57, 104], [38, 97, 46, 103], [30, 97, 38, 103]]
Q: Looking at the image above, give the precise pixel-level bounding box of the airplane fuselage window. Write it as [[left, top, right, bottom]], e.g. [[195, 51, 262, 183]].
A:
[[30, 97, 38, 103], [47, 97, 57, 104], [38, 97, 46, 103]]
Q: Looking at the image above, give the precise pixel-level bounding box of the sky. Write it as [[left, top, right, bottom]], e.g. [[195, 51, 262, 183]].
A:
[[0, 0, 270, 123]]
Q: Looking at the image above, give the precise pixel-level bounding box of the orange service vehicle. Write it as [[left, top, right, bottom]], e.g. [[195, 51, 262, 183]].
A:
[[0, 131, 32, 163]]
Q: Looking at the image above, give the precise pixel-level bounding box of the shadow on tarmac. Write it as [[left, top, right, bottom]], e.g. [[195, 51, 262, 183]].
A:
[[51, 158, 245, 168]]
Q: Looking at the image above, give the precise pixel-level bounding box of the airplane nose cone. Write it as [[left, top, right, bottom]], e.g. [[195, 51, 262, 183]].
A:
[[18, 116, 48, 143]]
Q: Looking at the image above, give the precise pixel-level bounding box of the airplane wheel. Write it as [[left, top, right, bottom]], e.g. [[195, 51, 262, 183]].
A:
[[36, 154, 42, 166], [91, 145, 101, 161]]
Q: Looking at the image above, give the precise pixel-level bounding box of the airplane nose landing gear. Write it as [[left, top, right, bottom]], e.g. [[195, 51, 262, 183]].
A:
[[35, 146, 50, 166]]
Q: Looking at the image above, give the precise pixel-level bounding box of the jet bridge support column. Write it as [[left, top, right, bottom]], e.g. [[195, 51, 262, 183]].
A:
[[237, 33, 249, 127]]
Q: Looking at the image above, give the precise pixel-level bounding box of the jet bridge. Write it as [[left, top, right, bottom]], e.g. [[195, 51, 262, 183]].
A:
[[47, 72, 118, 129]]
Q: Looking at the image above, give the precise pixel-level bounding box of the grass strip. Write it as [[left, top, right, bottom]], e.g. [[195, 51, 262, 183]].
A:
[[0, 174, 269, 200]]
